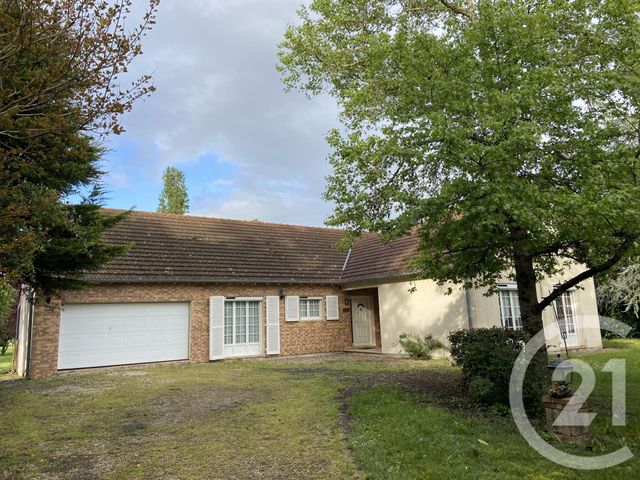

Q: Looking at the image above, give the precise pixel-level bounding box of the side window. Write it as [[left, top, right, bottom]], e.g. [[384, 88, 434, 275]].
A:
[[299, 298, 322, 320]]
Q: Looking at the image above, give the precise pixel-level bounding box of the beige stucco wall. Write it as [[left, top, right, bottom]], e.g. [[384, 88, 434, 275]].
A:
[[469, 266, 602, 351], [377, 279, 468, 354], [378, 266, 603, 355]]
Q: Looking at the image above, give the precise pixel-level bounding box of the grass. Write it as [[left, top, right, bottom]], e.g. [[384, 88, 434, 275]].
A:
[[0, 344, 637, 479], [347, 340, 640, 480], [0, 361, 354, 479], [0, 344, 13, 374]]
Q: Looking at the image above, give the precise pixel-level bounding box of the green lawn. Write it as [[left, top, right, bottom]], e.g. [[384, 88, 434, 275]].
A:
[[0, 344, 13, 374], [0, 344, 637, 479], [347, 341, 640, 480]]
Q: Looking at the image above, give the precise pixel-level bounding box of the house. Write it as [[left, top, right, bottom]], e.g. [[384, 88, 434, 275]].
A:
[[14, 210, 603, 379]]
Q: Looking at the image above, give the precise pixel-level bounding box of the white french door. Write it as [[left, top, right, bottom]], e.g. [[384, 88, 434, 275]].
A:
[[554, 292, 579, 347], [223, 300, 261, 357]]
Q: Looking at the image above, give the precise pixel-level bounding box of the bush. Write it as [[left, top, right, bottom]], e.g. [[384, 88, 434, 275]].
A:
[[449, 327, 545, 408], [398, 333, 445, 360]]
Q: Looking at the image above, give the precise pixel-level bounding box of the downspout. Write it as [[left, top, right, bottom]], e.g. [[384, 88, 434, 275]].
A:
[[25, 290, 35, 379], [464, 286, 474, 330]]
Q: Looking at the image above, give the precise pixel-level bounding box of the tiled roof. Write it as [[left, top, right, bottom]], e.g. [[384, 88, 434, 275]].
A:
[[84, 209, 418, 285], [345, 233, 419, 283]]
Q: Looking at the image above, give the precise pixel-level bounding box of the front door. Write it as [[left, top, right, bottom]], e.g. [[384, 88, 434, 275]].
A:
[[350, 296, 374, 347], [554, 292, 579, 348]]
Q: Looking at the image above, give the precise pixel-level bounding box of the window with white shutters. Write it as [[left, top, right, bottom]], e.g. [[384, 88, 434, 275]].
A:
[[300, 297, 322, 320]]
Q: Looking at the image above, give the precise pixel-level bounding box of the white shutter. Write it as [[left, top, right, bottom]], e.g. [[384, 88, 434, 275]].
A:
[[209, 296, 225, 360], [266, 296, 280, 354], [285, 296, 299, 322], [326, 295, 339, 320]]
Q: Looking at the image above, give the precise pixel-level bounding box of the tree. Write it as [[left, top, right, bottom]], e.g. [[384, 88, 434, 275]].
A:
[[157, 166, 189, 214], [279, 0, 640, 340], [0, 0, 158, 292]]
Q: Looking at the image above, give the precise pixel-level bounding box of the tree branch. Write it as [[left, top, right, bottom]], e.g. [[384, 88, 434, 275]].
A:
[[537, 236, 639, 313], [438, 0, 476, 21]]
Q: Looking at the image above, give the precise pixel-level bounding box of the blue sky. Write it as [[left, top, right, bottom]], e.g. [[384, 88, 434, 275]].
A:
[[98, 139, 237, 213], [95, 0, 339, 226]]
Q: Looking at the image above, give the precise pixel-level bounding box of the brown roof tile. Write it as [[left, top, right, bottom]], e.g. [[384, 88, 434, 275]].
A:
[[84, 209, 418, 284], [341, 233, 419, 283]]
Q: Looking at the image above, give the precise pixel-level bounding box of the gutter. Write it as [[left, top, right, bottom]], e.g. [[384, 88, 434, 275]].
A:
[[341, 248, 352, 272]]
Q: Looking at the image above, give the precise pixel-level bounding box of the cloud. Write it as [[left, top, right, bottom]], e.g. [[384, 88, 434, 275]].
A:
[[105, 0, 339, 226]]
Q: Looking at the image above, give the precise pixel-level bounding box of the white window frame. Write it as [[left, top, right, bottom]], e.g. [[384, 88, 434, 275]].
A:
[[497, 286, 523, 331], [299, 297, 322, 321]]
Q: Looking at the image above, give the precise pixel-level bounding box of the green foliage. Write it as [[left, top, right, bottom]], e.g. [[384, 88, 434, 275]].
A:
[[597, 263, 640, 338], [157, 166, 189, 214], [398, 333, 445, 359], [279, 0, 640, 332], [449, 328, 544, 407], [31, 196, 132, 293], [0, 281, 17, 356], [0, 0, 156, 293]]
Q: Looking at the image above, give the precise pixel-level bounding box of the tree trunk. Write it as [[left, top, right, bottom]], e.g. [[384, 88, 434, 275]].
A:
[[509, 224, 543, 334], [512, 238, 548, 410], [513, 251, 543, 336]]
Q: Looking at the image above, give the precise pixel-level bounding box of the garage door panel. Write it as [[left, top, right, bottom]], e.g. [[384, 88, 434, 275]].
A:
[[58, 303, 189, 370]]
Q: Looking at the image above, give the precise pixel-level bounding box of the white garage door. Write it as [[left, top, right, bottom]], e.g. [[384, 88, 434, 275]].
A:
[[58, 303, 190, 370]]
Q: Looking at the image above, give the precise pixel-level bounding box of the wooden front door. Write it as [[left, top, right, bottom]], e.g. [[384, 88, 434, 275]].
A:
[[350, 296, 374, 347]]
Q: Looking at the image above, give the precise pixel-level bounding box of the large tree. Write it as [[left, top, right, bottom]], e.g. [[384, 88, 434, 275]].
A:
[[157, 166, 189, 214], [279, 0, 640, 338], [0, 0, 158, 292]]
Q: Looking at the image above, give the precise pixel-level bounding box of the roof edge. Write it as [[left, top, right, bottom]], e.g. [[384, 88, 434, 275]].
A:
[[102, 208, 347, 233]]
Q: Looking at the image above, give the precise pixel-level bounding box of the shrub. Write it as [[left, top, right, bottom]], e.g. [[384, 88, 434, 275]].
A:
[[449, 327, 545, 408], [398, 333, 445, 360]]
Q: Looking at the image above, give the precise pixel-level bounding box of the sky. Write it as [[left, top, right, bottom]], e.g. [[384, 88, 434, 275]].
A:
[[98, 0, 339, 226]]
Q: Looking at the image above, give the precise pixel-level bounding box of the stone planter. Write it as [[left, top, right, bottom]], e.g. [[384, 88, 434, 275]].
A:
[[542, 394, 590, 443]]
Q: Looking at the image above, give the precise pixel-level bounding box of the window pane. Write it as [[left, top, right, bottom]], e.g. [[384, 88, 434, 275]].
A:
[[299, 299, 308, 318], [510, 291, 522, 330], [235, 302, 247, 344], [565, 293, 576, 333], [308, 299, 320, 318], [248, 301, 260, 343], [499, 291, 512, 329], [224, 301, 234, 345]]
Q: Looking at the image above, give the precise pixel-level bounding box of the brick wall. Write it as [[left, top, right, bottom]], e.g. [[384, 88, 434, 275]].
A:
[[29, 282, 352, 379]]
